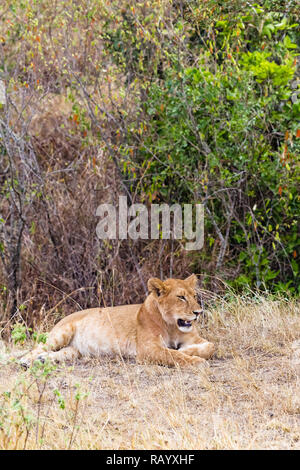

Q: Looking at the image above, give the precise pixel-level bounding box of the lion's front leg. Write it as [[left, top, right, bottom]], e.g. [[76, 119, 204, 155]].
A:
[[137, 338, 206, 368]]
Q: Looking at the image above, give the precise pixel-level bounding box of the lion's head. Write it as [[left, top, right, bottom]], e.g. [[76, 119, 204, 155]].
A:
[[147, 275, 203, 332]]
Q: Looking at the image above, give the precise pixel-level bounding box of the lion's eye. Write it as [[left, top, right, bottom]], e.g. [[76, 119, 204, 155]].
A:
[[177, 295, 186, 301]]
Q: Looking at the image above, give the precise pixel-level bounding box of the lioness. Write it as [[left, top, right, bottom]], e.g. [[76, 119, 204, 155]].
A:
[[21, 275, 214, 368]]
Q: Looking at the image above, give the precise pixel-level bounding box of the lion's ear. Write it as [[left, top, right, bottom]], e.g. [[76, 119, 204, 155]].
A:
[[185, 274, 198, 288], [148, 278, 167, 297]]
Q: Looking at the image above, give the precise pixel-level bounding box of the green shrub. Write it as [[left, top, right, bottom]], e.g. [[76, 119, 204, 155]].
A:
[[118, 1, 300, 293]]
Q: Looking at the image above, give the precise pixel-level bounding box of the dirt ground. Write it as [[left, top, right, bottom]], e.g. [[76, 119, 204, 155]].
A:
[[0, 296, 299, 450]]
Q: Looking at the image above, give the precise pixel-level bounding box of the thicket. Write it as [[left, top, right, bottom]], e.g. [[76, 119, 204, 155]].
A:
[[0, 1, 299, 325]]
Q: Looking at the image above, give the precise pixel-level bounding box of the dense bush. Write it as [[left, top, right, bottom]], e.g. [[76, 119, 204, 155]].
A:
[[111, 0, 300, 292], [0, 0, 299, 325]]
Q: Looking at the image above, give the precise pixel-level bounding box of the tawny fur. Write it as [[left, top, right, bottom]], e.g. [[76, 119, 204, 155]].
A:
[[21, 275, 215, 368]]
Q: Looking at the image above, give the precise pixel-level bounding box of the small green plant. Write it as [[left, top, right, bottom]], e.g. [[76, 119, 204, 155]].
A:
[[11, 324, 27, 345], [29, 357, 57, 381], [11, 324, 48, 345], [53, 388, 66, 410], [0, 357, 57, 449], [32, 332, 48, 344]]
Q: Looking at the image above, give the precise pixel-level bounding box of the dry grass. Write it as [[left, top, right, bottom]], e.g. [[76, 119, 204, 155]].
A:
[[0, 296, 299, 450]]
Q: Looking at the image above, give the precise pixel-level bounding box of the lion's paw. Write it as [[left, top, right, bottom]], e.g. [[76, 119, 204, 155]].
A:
[[19, 356, 32, 370]]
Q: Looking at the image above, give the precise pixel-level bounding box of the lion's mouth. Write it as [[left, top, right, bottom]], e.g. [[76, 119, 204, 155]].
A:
[[177, 319, 192, 328]]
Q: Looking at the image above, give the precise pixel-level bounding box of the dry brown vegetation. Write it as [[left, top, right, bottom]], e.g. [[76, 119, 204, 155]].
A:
[[1, 1, 299, 327], [0, 295, 299, 450]]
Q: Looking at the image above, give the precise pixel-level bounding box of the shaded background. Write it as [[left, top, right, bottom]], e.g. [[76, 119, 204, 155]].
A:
[[0, 0, 299, 327]]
